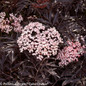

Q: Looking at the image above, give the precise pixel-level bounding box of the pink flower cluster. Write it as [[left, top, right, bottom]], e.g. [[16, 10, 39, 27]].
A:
[[17, 22, 63, 60], [0, 12, 12, 33], [0, 12, 23, 34], [57, 40, 85, 67], [9, 13, 23, 32]]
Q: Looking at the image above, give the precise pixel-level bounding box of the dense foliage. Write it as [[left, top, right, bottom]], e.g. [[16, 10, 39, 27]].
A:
[[0, 0, 86, 86]]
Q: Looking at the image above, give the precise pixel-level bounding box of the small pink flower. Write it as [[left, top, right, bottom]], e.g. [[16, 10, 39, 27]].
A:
[[0, 12, 23, 33], [57, 40, 85, 67]]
